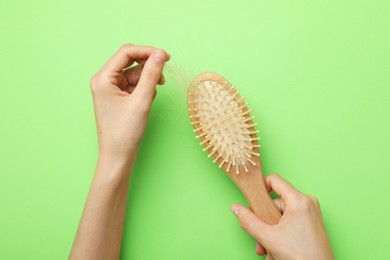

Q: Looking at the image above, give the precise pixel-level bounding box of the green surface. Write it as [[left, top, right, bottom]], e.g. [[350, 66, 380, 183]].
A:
[[1, 0, 389, 259]]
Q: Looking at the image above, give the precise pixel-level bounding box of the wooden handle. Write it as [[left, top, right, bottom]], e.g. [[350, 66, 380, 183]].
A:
[[228, 159, 281, 225]]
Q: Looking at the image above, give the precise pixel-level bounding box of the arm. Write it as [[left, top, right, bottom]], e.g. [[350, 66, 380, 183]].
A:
[[231, 173, 334, 260], [69, 44, 170, 260]]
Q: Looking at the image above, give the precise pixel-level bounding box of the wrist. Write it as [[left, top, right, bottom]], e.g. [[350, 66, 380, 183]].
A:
[[98, 149, 138, 165], [94, 151, 137, 189]]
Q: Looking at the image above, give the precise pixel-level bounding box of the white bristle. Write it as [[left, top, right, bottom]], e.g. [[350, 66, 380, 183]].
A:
[[188, 73, 261, 174]]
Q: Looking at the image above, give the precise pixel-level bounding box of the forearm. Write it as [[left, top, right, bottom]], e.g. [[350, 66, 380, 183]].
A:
[[70, 153, 136, 260], [70, 44, 169, 259]]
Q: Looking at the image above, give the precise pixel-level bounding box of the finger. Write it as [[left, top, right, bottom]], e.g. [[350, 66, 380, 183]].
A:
[[133, 49, 169, 98], [115, 47, 170, 75], [256, 241, 266, 256], [127, 85, 136, 94], [273, 199, 285, 214], [122, 64, 165, 88], [135, 51, 170, 66], [157, 74, 166, 85], [265, 173, 300, 199], [231, 204, 270, 244], [101, 44, 158, 73], [266, 254, 275, 260], [119, 64, 144, 91]]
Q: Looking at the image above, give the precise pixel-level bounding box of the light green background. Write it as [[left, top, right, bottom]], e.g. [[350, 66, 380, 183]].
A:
[[1, 0, 389, 259]]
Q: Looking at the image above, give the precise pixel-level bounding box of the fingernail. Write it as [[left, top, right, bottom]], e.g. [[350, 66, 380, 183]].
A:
[[154, 50, 166, 63], [231, 204, 240, 216]]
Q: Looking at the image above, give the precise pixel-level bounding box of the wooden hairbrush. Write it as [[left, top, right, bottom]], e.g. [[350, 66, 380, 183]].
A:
[[187, 72, 281, 225]]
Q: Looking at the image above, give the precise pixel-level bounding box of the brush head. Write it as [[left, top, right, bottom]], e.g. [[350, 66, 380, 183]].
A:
[[188, 72, 260, 174]]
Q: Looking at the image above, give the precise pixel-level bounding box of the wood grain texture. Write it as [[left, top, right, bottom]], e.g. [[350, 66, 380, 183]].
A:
[[228, 156, 281, 224]]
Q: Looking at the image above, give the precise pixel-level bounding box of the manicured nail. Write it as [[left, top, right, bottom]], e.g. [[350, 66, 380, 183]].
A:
[[231, 204, 240, 216]]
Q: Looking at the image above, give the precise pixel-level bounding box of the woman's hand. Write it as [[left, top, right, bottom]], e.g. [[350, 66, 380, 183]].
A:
[[231, 174, 334, 260], [90, 44, 170, 161], [70, 44, 170, 260]]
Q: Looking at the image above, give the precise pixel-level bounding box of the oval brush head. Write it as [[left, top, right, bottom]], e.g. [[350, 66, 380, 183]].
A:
[[188, 73, 260, 174], [188, 72, 281, 225]]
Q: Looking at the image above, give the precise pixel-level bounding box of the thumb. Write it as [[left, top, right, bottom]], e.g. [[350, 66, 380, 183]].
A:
[[231, 204, 271, 244], [133, 49, 168, 99]]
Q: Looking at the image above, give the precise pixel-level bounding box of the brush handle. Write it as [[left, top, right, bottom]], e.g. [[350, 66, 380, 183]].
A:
[[228, 159, 281, 225]]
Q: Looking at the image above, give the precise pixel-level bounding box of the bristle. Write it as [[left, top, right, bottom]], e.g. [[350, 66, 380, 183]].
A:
[[234, 110, 241, 116], [208, 144, 221, 158], [226, 162, 232, 172], [250, 152, 260, 156], [241, 109, 253, 116], [194, 118, 210, 125], [190, 115, 200, 119], [213, 153, 222, 163], [200, 138, 210, 145], [236, 96, 245, 104], [193, 126, 204, 132], [247, 158, 256, 166], [241, 131, 259, 135], [222, 86, 234, 99], [241, 123, 258, 129], [241, 116, 255, 122], [237, 153, 244, 164], [242, 145, 260, 149], [196, 132, 207, 139], [215, 146, 227, 162], [244, 152, 252, 158], [195, 123, 215, 133], [226, 151, 232, 163], [234, 151, 248, 172], [242, 137, 261, 142], [218, 160, 225, 168], [237, 103, 248, 111], [235, 164, 239, 174], [188, 99, 206, 105], [203, 142, 214, 151], [191, 120, 201, 125], [222, 81, 228, 88], [229, 91, 239, 101]]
